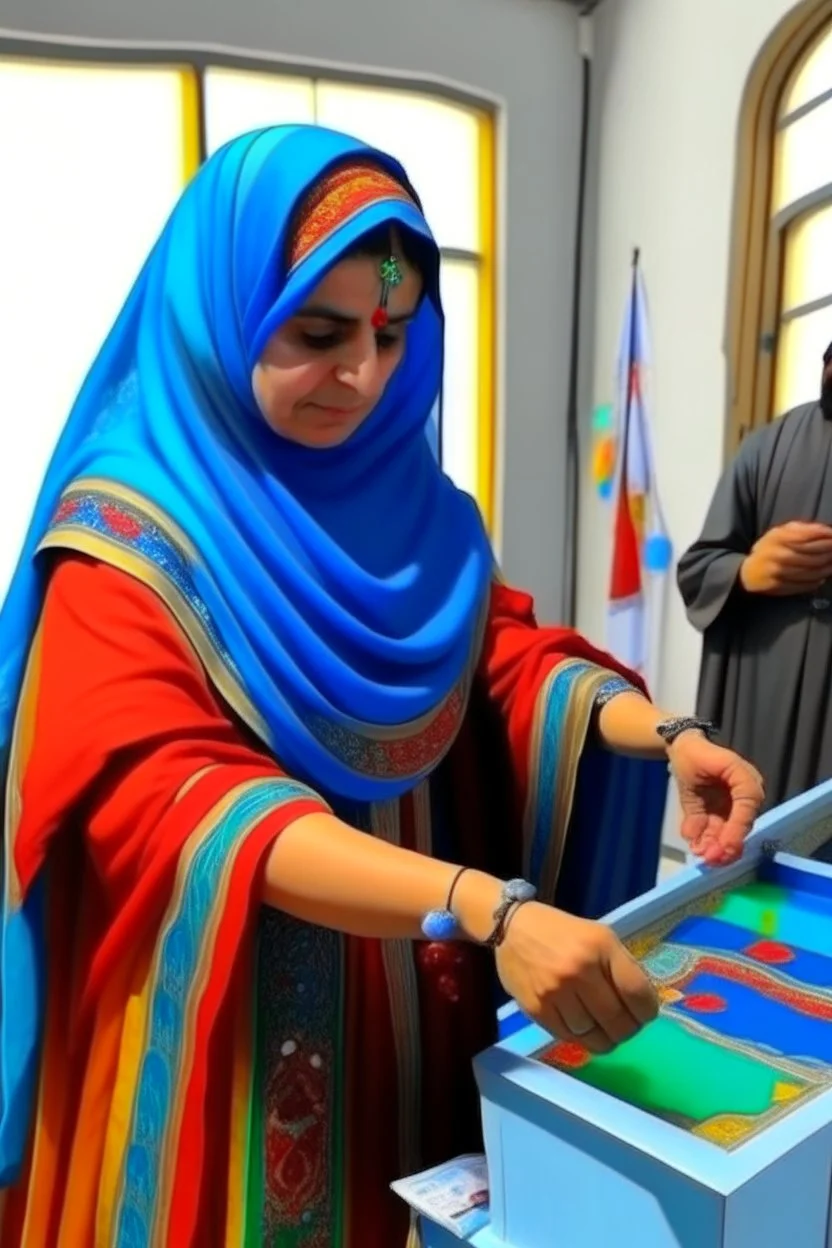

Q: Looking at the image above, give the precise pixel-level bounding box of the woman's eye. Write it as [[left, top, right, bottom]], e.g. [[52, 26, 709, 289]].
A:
[[376, 332, 402, 351], [301, 332, 340, 351], [298, 328, 404, 352]]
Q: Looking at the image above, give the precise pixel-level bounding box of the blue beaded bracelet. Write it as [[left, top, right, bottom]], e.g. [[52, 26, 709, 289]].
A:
[[421, 867, 468, 940], [421, 872, 538, 944]]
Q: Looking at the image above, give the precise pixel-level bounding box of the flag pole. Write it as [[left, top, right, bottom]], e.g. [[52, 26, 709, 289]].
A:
[[614, 247, 640, 518], [606, 246, 646, 679], [621, 247, 640, 473], [607, 248, 671, 692], [562, 37, 594, 627]]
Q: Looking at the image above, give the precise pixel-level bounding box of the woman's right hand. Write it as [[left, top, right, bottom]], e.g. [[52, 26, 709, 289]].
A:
[[493, 899, 659, 1054]]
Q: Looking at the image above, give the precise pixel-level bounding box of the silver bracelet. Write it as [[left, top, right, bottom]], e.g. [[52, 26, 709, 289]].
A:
[[656, 715, 718, 747], [485, 878, 537, 949]]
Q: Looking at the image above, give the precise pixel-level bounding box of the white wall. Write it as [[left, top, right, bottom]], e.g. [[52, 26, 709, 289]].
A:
[[0, 0, 586, 624], [578, 0, 801, 849]]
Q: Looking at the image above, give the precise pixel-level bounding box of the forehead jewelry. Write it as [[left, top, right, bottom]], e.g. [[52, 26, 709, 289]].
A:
[[371, 256, 404, 329]]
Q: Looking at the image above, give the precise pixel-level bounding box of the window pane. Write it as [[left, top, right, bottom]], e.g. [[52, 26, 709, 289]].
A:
[[782, 27, 832, 118], [204, 67, 315, 153], [315, 83, 481, 252], [773, 96, 832, 214], [439, 260, 480, 501], [782, 204, 832, 312], [0, 59, 187, 597], [773, 304, 832, 416]]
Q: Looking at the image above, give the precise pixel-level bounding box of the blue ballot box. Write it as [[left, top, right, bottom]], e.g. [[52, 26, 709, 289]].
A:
[[421, 780, 832, 1248]]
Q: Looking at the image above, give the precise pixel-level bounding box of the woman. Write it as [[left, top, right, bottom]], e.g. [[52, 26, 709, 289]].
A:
[[0, 126, 762, 1246]]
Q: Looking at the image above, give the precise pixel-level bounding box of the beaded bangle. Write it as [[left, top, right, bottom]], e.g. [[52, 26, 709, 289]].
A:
[[485, 878, 537, 949], [421, 866, 470, 941], [656, 715, 718, 746], [421, 872, 538, 946]]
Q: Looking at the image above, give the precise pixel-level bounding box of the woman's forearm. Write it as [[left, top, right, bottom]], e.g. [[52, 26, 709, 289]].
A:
[[596, 690, 678, 759], [262, 810, 503, 940]]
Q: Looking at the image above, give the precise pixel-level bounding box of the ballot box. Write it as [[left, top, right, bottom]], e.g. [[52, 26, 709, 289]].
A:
[[425, 780, 832, 1248]]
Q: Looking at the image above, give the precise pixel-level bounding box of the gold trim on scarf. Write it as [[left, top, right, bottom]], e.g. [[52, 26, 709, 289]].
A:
[[524, 659, 609, 903]]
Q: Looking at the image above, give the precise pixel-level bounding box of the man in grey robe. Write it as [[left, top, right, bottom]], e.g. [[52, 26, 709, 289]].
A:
[[678, 343, 832, 809]]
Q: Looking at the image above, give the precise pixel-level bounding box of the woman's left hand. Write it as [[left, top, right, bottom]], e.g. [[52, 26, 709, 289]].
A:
[[669, 732, 765, 867]]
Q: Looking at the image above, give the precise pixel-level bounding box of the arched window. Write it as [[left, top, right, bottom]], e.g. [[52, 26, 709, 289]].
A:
[[0, 48, 496, 596], [772, 27, 832, 415], [726, 0, 832, 454]]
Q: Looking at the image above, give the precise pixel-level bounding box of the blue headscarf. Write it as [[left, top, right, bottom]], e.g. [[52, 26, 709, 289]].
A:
[[0, 124, 493, 804]]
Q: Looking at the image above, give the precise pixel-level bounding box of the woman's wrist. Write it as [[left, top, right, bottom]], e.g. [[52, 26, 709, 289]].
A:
[[596, 690, 717, 761], [596, 690, 673, 758], [265, 811, 475, 940], [658, 717, 716, 756], [451, 870, 507, 943]]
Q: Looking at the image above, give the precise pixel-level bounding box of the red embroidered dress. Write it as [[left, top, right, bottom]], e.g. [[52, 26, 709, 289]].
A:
[[0, 133, 667, 1248], [0, 550, 663, 1247]]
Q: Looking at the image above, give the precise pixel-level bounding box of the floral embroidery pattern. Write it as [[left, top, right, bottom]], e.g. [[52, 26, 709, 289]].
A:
[[257, 908, 343, 1246], [289, 162, 415, 271]]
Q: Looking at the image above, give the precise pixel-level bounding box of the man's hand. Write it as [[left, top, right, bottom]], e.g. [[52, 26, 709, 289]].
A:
[[740, 521, 832, 596]]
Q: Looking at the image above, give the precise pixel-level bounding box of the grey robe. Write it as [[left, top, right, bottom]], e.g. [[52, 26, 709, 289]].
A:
[[677, 402, 832, 810]]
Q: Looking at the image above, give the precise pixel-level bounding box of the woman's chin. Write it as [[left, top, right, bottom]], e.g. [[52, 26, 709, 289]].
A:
[[273, 411, 368, 449], [294, 424, 359, 449]]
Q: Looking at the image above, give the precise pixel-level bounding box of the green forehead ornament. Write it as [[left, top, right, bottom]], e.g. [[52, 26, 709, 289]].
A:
[[371, 256, 404, 329]]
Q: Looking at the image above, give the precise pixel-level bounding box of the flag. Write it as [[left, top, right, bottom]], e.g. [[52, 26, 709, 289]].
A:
[[606, 251, 672, 695]]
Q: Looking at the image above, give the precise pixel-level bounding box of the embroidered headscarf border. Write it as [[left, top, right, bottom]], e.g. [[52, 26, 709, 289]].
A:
[[288, 161, 416, 272]]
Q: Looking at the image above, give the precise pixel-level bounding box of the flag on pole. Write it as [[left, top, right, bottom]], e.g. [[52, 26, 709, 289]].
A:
[[606, 250, 672, 695]]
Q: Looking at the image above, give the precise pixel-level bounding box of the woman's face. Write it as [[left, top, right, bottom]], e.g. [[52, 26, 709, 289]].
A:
[[252, 247, 423, 449]]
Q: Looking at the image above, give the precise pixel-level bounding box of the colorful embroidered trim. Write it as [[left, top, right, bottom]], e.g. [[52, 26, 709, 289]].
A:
[[113, 777, 317, 1246], [46, 486, 241, 681], [524, 660, 610, 899], [288, 161, 415, 271], [42, 480, 483, 783], [592, 675, 634, 710], [307, 689, 466, 781], [256, 909, 344, 1247]]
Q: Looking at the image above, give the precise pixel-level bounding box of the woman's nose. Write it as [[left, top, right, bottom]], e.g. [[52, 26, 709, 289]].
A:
[[334, 332, 385, 398]]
